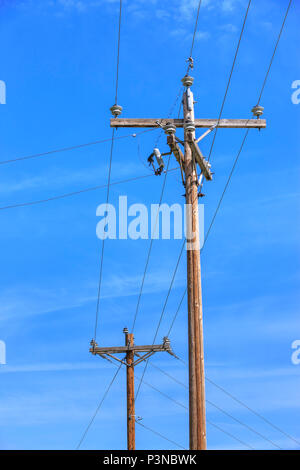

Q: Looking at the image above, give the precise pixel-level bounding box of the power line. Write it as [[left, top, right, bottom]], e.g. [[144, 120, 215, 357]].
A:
[[0, 130, 155, 166], [136, 420, 186, 450], [166, 287, 186, 337], [206, 376, 300, 448], [133, 0, 253, 408], [131, 153, 172, 333], [77, 357, 259, 451], [93, 127, 115, 340], [154, 87, 183, 148], [165, 0, 294, 344], [93, 0, 124, 341], [206, 399, 282, 449], [0, 168, 178, 212], [256, 0, 292, 105], [139, 361, 280, 450], [151, 352, 299, 448], [76, 363, 123, 450], [134, 239, 185, 401], [206, 419, 254, 450], [187, 0, 202, 74], [147, 360, 188, 390], [114, 0, 123, 104], [204, 127, 250, 245], [204, 0, 292, 246], [208, 0, 252, 161]]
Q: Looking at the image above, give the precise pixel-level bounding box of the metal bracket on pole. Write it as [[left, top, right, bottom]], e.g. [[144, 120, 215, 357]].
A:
[[195, 124, 217, 144], [188, 137, 213, 181]]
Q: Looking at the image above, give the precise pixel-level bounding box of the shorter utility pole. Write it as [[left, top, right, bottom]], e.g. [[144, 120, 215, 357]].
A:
[[90, 329, 175, 450]]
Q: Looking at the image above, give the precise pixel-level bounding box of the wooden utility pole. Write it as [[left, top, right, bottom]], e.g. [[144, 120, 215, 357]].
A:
[[124, 329, 135, 450], [109, 76, 266, 450], [182, 77, 206, 449], [90, 330, 175, 450]]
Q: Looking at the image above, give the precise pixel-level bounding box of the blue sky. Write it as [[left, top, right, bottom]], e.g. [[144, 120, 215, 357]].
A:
[[0, 0, 299, 450]]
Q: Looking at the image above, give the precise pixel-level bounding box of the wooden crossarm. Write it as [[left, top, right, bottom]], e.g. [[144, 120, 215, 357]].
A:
[[90, 344, 168, 355], [110, 118, 266, 129]]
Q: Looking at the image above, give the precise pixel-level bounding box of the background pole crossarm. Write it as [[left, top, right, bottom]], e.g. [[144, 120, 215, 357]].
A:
[[90, 344, 169, 355], [110, 118, 266, 129]]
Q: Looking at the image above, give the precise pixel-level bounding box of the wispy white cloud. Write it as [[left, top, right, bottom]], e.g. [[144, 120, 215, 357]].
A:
[[0, 267, 186, 324], [0, 361, 102, 374]]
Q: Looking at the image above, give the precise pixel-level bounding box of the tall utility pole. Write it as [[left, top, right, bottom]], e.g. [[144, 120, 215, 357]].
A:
[[182, 76, 206, 449], [110, 76, 266, 449], [90, 329, 175, 450]]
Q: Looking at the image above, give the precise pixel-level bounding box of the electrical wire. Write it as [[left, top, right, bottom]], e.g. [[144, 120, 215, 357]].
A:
[[133, 0, 253, 405], [186, 0, 202, 74], [135, 420, 186, 450], [142, 364, 282, 450], [204, 127, 250, 246], [114, 0, 123, 105], [93, 127, 115, 340], [76, 363, 123, 450], [206, 419, 254, 450], [207, 0, 252, 162], [206, 376, 300, 447], [0, 129, 156, 166], [256, 0, 292, 106], [0, 168, 179, 212], [130, 153, 172, 333], [134, 238, 185, 401], [139, 361, 278, 450], [164, 0, 294, 344], [206, 399, 282, 449], [76, 0, 295, 451]]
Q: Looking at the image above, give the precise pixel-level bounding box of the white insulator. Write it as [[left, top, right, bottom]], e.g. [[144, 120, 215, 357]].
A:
[[164, 122, 176, 135], [181, 75, 194, 88], [184, 119, 195, 133], [110, 104, 123, 117], [186, 88, 193, 111], [251, 105, 264, 118], [153, 148, 164, 168]]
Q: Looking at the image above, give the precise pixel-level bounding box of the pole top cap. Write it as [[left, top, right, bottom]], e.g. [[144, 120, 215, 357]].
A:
[[123, 327, 129, 334]]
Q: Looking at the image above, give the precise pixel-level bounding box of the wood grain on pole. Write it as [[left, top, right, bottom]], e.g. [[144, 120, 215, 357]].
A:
[[183, 92, 198, 450], [184, 91, 207, 450], [125, 332, 135, 450]]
